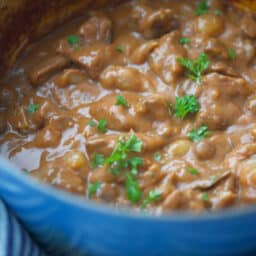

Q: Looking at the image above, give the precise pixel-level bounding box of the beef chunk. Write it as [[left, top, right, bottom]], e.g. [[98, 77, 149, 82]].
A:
[[195, 73, 252, 130], [225, 143, 256, 203], [149, 32, 186, 84], [28, 55, 70, 86], [54, 69, 86, 88], [132, 4, 175, 39], [100, 65, 154, 92], [87, 92, 171, 133], [58, 43, 121, 80], [130, 40, 158, 64], [241, 14, 256, 38], [79, 16, 112, 44]]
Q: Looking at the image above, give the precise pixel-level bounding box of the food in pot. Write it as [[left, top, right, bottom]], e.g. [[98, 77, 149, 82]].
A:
[[1, 0, 256, 214]]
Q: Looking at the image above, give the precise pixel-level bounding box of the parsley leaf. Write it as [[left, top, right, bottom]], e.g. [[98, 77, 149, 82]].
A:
[[27, 103, 40, 114], [116, 45, 124, 53], [88, 120, 97, 127], [91, 153, 105, 169], [67, 35, 79, 46], [88, 181, 102, 197], [129, 157, 143, 175], [186, 167, 200, 175], [177, 53, 210, 84], [228, 48, 236, 60], [141, 190, 161, 209], [195, 0, 209, 16], [125, 173, 142, 203], [201, 192, 210, 202], [188, 124, 209, 142], [174, 95, 200, 119], [153, 152, 162, 162], [115, 95, 128, 107], [97, 119, 108, 133], [104, 134, 143, 176], [126, 134, 143, 152], [180, 37, 191, 45]]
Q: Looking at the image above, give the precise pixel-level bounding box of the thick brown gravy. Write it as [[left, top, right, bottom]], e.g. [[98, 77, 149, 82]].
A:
[[1, 0, 256, 213]]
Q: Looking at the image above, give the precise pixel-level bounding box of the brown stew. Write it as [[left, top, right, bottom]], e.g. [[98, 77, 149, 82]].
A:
[[1, 0, 256, 213]]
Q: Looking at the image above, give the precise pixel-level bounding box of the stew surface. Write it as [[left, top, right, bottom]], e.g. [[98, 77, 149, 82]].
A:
[[1, 0, 256, 213]]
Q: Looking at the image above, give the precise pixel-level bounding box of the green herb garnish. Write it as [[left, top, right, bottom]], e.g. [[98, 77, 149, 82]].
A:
[[228, 48, 236, 60], [116, 45, 124, 53], [105, 134, 143, 176], [180, 37, 191, 45], [88, 120, 97, 127], [115, 95, 128, 107], [125, 173, 142, 203], [201, 192, 210, 202], [88, 181, 102, 197], [141, 190, 161, 209], [129, 157, 144, 176], [186, 167, 200, 175], [67, 35, 79, 46], [174, 95, 200, 119], [97, 119, 108, 133], [91, 153, 105, 169], [27, 103, 39, 114], [153, 152, 162, 162], [188, 124, 209, 142], [195, 0, 209, 16], [177, 53, 210, 84]]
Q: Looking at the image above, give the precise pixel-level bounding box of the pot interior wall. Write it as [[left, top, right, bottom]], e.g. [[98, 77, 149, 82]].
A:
[[0, 0, 125, 76]]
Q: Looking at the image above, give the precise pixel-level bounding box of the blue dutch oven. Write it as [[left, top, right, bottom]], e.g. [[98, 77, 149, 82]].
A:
[[1, 1, 256, 255], [1, 157, 256, 256]]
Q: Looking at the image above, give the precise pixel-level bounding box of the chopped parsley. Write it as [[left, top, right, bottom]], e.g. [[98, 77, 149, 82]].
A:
[[141, 190, 161, 209], [180, 37, 191, 45], [213, 9, 223, 16], [92, 134, 143, 203], [201, 192, 210, 202], [177, 53, 210, 84], [188, 124, 209, 142], [125, 173, 142, 203], [91, 153, 105, 169], [195, 0, 209, 16], [88, 120, 97, 127], [153, 152, 162, 162], [88, 181, 102, 197], [116, 45, 124, 53], [228, 48, 236, 60], [186, 167, 200, 175], [174, 95, 200, 119], [27, 103, 39, 114], [97, 119, 108, 133], [115, 95, 128, 107], [67, 35, 79, 46], [129, 157, 144, 176], [104, 134, 143, 176]]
